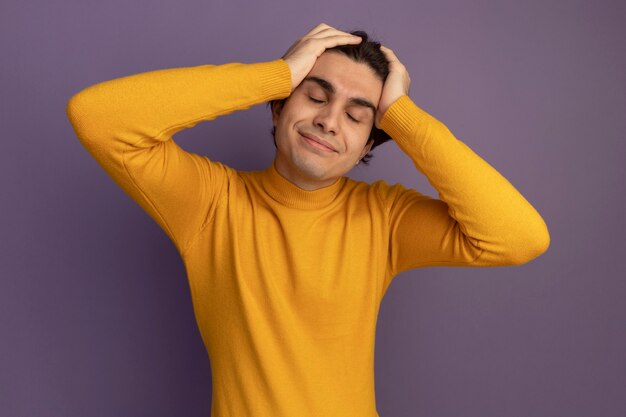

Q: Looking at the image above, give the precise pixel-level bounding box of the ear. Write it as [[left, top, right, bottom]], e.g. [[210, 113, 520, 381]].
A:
[[359, 139, 374, 160], [271, 100, 284, 126]]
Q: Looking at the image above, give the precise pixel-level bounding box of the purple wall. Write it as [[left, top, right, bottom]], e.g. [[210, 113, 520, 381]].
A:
[[2, 0, 624, 416]]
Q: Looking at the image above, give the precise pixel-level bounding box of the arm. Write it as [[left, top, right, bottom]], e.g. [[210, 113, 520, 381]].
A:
[[66, 60, 292, 255], [374, 48, 550, 277], [380, 96, 550, 275]]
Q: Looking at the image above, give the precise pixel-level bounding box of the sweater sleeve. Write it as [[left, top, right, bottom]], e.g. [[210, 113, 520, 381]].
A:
[[378, 95, 550, 277], [66, 59, 292, 256]]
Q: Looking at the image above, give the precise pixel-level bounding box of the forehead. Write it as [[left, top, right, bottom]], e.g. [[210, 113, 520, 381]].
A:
[[304, 51, 383, 103]]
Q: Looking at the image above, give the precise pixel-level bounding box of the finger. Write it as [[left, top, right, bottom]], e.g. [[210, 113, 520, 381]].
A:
[[296, 24, 329, 41], [310, 33, 363, 45], [379, 45, 399, 62], [281, 31, 359, 60], [305, 22, 337, 37], [310, 34, 362, 50], [308, 27, 360, 41]]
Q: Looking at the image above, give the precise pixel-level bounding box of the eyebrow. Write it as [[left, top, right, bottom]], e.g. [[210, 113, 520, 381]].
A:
[[303, 76, 377, 115]]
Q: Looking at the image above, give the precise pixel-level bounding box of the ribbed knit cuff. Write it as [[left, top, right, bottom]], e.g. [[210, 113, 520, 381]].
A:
[[379, 95, 437, 149], [257, 59, 293, 101]]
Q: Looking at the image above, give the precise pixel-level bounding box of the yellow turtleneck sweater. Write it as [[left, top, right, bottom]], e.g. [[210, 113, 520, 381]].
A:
[[66, 59, 549, 417]]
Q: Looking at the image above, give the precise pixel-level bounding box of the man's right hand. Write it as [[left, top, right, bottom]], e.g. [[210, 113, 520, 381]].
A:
[[281, 23, 363, 92]]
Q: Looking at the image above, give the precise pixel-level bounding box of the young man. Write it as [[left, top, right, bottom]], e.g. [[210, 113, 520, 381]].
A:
[[67, 23, 549, 417]]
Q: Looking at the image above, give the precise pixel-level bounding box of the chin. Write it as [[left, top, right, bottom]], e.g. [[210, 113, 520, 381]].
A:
[[294, 157, 329, 179]]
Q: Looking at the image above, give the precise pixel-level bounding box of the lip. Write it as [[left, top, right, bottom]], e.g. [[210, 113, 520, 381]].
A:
[[299, 132, 338, 152]]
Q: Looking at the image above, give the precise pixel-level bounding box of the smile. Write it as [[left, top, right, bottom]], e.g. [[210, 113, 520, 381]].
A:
[[299, 133, 337, 153]]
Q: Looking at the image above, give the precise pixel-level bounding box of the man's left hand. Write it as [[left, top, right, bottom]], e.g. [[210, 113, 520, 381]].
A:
[[375, 46, 411, 129]]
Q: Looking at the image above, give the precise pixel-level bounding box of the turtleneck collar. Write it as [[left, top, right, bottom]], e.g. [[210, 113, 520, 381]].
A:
[[257, 160, 347, 210]]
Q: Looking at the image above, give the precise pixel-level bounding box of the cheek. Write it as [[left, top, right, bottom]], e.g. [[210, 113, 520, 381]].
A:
[[346, 132, 370, 152], [276, 103, 299, 127], [275, 114, 299, 149]]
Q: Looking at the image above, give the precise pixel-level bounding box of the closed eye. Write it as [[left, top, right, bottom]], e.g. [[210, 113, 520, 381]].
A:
[[309, 96, 360, 123], [346, 113, 359, 123]]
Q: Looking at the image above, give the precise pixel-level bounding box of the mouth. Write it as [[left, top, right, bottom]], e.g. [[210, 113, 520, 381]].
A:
[[299, 132, 337, 153]]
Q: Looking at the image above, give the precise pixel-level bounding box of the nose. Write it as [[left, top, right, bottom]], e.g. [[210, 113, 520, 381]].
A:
[[313, 102, 340, 135]]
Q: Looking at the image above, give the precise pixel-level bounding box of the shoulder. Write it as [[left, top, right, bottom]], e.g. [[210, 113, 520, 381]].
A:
[[192, 156, 241, 200], [195, 156, 241, 180], [345, 176, 410, 198], [345, 177, 437, 218], [342, 177, 410, 210]]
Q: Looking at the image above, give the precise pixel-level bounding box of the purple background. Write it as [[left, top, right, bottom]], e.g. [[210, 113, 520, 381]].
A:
[[2, 0, 625, 416]]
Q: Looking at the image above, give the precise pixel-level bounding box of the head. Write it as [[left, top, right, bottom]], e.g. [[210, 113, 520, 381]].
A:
[[268, 30, 392, 188]]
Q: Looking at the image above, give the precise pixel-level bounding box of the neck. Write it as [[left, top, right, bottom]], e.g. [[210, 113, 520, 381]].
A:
[[273, 157, 339, 191]]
